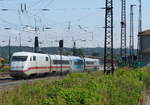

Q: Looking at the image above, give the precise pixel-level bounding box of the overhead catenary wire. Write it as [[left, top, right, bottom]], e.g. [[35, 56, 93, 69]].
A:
[[29, 0, 46, 9], [0, 0, 102, 48]]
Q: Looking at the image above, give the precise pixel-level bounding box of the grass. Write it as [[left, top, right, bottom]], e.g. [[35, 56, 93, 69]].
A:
[[1, 68, 150, 105]]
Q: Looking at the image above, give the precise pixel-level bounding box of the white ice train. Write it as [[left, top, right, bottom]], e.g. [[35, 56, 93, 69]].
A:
[[9, 52, 99, 78]]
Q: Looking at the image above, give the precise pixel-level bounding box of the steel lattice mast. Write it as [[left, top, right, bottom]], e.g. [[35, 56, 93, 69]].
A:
[[104, 0, 114, 74], [120, 0, 126, 62]]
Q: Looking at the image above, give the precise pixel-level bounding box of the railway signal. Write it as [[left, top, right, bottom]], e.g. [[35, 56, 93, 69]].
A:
[[34, 36, 39, 53], [59, 40, 64, 75], [59, 40, 64, 48]]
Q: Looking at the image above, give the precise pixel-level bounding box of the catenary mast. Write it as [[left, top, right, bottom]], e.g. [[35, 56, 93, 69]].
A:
[[129, 5, 136, 65], [120, 0, 127, 63], [104, 0, 114, 74]]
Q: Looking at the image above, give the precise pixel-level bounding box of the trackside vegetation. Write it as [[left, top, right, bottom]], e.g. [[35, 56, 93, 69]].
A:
[[1, 68, 150, 105], [0, 66, 9, 72]]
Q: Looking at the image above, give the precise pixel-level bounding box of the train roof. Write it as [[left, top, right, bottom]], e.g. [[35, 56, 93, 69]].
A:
[[50, 55, 70, 60], [84, 57, 99, 61], [12, 52, 99, 61], [12, 52, 70, 60], [68, 56, 82, 59], [12, 52, 47, 56], [12, 52, 33, 56]]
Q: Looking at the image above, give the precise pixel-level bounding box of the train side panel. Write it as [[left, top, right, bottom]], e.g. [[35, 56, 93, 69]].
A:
[[36, 54, 50, 74], [9, 52, 100, 78], [23, 53, 51, 76], [50, 55, 71, 73], [69, 56, 84, 72], [84, 58, 99, 71]]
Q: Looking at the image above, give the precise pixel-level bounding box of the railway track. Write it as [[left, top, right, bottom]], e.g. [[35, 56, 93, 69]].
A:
[[0, 72, 10, 76], [0, 73, 64, 90], [0, 72, 12, 84], [0, 68, 103, 90]]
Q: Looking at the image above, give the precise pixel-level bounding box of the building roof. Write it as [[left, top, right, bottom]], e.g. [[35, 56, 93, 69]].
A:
[[139, 29, 150, 36]]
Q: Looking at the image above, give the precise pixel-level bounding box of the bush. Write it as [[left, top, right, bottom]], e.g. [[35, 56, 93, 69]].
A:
[[0, 65, 9, 72], [0, 68, 150, 105]]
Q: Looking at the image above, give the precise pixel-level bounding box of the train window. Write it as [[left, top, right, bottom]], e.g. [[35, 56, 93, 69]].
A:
[[12, 56, 28, 61], [53, 60, 58, 64], [86, 61, 94, 65], [62, 60, 69, 65], [33, 56, 36, 61], [74, 60, 83, 65], [53, 60, 69, 65], [46, 57, 48, 61]]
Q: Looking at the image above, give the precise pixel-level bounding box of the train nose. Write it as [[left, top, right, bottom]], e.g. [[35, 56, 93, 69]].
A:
[[9, 62, 27, 78], [10, 66, 24, 71], [10, 62, 25, 71]]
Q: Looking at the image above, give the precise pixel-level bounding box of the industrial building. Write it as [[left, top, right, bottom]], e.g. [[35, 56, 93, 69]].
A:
[[138, 29, 150, 61]]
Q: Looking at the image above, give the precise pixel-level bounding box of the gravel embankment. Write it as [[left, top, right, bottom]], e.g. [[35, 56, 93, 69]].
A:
[[143, 90, 150, 105]]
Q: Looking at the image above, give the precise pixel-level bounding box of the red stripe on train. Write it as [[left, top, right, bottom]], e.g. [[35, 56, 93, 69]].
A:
[[10, 66, 71, 72], [85, 65, 99, 67]]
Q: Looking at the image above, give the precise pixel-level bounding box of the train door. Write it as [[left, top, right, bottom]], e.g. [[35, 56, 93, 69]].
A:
[[55, 55, 58, 72], [51, 55, 58, 73], [36, 55, 40, 74], [69, 57, 73, 72], [37, 55, 47, 74], [73, 59, 80, 72], [80, 59, 84, 72], [32, 55, 37, 74], [71, 58, 75, 72], [48, 55, 51, 73], [42, 55, 50, 73]]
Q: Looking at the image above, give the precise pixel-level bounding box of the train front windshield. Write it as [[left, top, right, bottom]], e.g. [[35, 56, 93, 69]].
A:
[[74, 60, 83, 65], [12, 56, 28, 62]]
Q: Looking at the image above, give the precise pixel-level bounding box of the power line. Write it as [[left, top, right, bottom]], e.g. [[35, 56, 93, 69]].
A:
[[29, 0, 56, 17], [29, 0, 47, 9]]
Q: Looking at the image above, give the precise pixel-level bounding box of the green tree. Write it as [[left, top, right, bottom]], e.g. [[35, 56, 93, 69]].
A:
[[78, 48, 84, 56], [92, 52, 100, 56]]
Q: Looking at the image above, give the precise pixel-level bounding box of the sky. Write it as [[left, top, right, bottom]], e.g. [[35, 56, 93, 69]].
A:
[[0, 0, 149, 48]]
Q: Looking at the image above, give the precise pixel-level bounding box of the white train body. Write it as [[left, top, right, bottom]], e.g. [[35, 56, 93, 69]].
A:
[[9, 52, 99, 78], [84, 58, 99, 71]]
